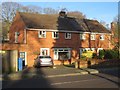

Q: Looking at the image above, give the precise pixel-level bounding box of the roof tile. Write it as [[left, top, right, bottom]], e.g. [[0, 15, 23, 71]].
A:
[[19, 12, 110, 33]]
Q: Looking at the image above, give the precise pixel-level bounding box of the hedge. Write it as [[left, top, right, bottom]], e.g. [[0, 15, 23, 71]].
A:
[[97, 49, 119, 59], [104, 50, 119, 59]]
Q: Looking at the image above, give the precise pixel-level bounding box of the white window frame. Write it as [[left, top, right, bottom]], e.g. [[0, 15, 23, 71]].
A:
[[54, 50, 59, 60], [80, 33, 86, 40], [90, 34, 96, 40], [38, 31, 46, 38], [65, 33, 71, 39], [15, 32, 18, 43], [100, 34, 104, 40], [40, 48, 50, 56], [54, 48, 71, 60], [52, 32, 59, 39], [90, 48, 95, 51], [97, 48, 103, 54]]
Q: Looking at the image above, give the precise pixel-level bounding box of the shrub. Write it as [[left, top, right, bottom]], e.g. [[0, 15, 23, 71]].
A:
[[98, 50, 105, 59], [92, 53, 97, 59], [80, 55, 87, 60], [81, 51, 94, 59], [104, 50, 119, 59]]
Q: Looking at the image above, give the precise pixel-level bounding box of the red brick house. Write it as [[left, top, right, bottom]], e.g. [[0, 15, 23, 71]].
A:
[[1, 11, 113, 69]]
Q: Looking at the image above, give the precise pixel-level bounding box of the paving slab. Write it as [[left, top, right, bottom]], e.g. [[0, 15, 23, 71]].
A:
[[81, 68, 99, 74]]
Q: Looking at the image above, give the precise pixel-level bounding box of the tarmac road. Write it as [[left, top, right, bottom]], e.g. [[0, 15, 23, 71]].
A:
[[2, 73, 119, 88], [2, 67, 120, 89]]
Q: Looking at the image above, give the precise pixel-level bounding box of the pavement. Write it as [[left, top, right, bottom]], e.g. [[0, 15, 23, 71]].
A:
[[0, 65, 100, 80]]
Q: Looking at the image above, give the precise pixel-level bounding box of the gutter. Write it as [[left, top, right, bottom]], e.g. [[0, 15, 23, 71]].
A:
[[25, 27, 111, 35]]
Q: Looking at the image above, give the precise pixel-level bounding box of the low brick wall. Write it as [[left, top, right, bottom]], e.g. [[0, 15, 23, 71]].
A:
[[75, 59, 120, 68], [53, 59, 73, 65]]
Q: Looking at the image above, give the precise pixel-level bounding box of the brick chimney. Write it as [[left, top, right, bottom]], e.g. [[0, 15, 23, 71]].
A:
[[59, 10, 67, 18], [111, 22, 116, 36]]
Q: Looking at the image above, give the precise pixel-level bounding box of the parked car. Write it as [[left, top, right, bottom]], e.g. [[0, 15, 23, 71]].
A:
[[33, 55, 54, 68]]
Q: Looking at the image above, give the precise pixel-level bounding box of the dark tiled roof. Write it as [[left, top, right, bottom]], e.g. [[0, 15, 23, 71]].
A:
[[84, 19, 111, 33], [19, 12, 58, 29], [19, 12, 110, 33]]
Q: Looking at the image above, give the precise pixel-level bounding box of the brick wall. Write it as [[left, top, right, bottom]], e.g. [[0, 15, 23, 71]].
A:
[[9, 12, 26, 44], [2, 29, 112, 67], [1, 12, 113, 67]]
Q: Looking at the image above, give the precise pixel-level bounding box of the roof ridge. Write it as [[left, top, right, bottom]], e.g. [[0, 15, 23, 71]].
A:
[[83, 18, 98, 22], [19, 11, 59, 17]]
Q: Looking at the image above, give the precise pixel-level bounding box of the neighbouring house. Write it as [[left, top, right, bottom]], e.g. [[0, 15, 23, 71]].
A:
[[1, 11, 114, 71], [111, 22, 119, 49]]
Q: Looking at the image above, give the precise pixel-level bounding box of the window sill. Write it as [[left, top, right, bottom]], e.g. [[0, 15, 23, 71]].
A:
[[52, 38, 59, 39], [80, 39, 86, 40], [65, 38, 71, 40], [38, 37, 46, 39], [100, 39, 104, 40]]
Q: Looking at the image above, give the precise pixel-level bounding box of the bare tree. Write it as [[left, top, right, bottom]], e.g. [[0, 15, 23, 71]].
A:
[[100, 20, 110, 29], [19, 6, 30, 13], [43, 7, 58, 14], [111, 17, 119, 50], [25, 5, 42, 14], [1, 2, 24, 40], [2, 2, 23, 22], [67, 11, 86, 19]]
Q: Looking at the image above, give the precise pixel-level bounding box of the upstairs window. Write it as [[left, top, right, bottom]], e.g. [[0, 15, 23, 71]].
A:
[[90, 34, 95, 40], [100, 34, 104, 40], [52, 32, 59, 39], [65, 33, 71, 39], [80, 33, 86, 40], [38, 31, 46, 38], [15, 32, 19, 43]]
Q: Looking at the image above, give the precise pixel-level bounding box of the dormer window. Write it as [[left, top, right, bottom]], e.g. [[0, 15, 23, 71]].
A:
[[65, 33, 71, 39], [38, 31, 46, 38], [80, 33, 86, 40], [100, 34, 104, 40], [90, 34, 95, 40]]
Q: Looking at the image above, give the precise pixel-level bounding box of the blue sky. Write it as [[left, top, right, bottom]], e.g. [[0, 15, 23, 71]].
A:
[[19, 2, 118, 27]]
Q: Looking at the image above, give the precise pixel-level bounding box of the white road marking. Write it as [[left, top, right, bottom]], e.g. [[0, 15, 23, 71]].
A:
[[51, 78, 100, 85]]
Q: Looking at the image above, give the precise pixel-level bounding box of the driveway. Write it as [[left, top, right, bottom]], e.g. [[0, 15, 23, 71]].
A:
[[2, 65, 119, 80], [2, 65, 101, 80]]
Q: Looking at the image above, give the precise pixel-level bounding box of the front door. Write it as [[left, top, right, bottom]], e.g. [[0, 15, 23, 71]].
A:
[[19, 52, 26, 69]]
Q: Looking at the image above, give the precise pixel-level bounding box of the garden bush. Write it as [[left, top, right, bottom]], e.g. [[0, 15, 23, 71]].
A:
[[98, 50, 105, 59], [92, 53, 97, 59], [104, 50, 119, 59], [81, 51, 94, 59]]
